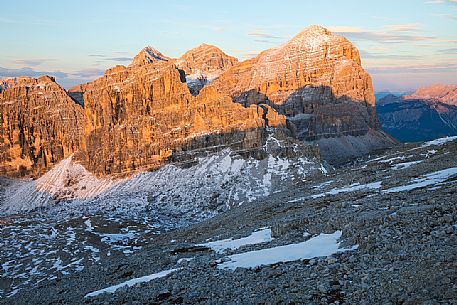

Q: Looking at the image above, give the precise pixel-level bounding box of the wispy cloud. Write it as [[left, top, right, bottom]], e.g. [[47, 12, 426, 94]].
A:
[[359, 50, 420, 60], [248, 31, 281, 39], [106, 57, 132, 62], [385, 23, 420, 32], [436, 47, 457, 54], [248, 30, 281, 44], [13, 59, 48, 67], [328, 24, 435, 43], [88, 54, 132, 62], [253, 39, 278, 44], [367, 62, 457, 74], [425, 0, 457, 4]]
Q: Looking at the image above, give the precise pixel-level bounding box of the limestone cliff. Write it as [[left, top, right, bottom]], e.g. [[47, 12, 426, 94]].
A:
[[210, 25, 380, 142], [0, 76, 84, 177], [80, 49, 284, 175], [1, 25, 393, 177], [176, 44, 238, 95]]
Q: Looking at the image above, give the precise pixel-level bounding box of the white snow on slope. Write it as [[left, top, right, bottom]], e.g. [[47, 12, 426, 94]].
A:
[[383, 167, 457, 193], [392, 160, 423, 170], [217, 231, 357, 270], [311, 181, 382, 199], [2, 155, 120, 213], [85, 268, 180, 297], [420, 136, 457, 148], [198, 228, 273, 254], [1, 150, 322, 223]]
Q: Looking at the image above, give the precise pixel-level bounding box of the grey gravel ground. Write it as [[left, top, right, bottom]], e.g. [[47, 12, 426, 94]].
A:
[[1, 138, 457, 304]]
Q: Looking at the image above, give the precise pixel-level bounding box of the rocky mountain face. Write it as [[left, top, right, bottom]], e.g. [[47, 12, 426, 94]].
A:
[[2, 25, 392, 177], [377, 86, 457, 142], [404, 84, 457, 106], [207, 25, 393, 163], [0, 76, 84, 177], [176, 44, 238, 95], [71, 48, 285, 175]]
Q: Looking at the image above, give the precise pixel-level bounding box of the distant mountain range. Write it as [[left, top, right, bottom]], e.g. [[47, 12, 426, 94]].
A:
[[376, 85, 457, 142]]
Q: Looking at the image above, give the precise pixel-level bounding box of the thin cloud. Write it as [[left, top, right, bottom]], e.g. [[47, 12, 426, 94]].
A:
[[88, 54, 132, 61], [248, 30, 281, 39], [367, 63, 457, 74], [254, 39, 278, 44], [13, 59, 48, 67], [359, 50, 420, 60], [425, 0, 457, 4], [436, 47, 457, 54], [386, 23, 420, 32], [106, 57, 132, 62], [329, 25, 435, 43]]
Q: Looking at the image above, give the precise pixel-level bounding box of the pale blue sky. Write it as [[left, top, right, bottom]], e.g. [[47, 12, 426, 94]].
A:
[[1, 0, 456, 91]]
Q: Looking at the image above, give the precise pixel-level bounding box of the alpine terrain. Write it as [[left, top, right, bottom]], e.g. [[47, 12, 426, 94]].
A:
[[0, 25, 456, 305]]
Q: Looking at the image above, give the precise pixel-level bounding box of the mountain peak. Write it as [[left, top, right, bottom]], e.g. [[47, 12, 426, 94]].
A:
[[404, 84, 457, 105], [129, 46, 169, 67], [177, 43, 238, 95], [299, 25, 332, 35], [285, 25, 335, 49]]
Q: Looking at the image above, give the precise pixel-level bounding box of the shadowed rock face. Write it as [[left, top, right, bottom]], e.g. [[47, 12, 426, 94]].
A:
[[209, 25, 380, 141], [176, 44, 238, 95], [80, 51, 285, 175], [0, 76, 84, 177]]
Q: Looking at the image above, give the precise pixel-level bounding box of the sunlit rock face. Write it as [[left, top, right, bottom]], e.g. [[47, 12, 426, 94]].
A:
[[78, 48, 285, 175], [0, 76, 84, 177], [176, 44, 238, 95], [1, 25, 395, 177], [209, 25, 380, 141]]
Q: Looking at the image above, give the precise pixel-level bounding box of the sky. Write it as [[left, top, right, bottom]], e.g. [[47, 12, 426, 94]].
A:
[[1, 0, 456, 91]]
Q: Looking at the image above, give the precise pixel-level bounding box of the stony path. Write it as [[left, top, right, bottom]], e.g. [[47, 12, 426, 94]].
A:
[[1, 138, 457, 304]]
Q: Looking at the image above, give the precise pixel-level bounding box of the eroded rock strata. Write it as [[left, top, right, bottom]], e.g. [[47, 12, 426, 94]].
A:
[[0, 76, 84, 177], [80, 48, 284, 175], [2, 25, 395, 177], [208, 25, 392, 161]]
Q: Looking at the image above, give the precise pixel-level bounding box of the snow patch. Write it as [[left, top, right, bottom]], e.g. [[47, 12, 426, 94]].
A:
[[217, 231, 357, 270], [392, 160, 423, 170], [85, 268, 180, 297], [198, 228, 273, 254], [420, 136, 457, 148], [311, 181, 382, 199], [383, 167, 457, 193]]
